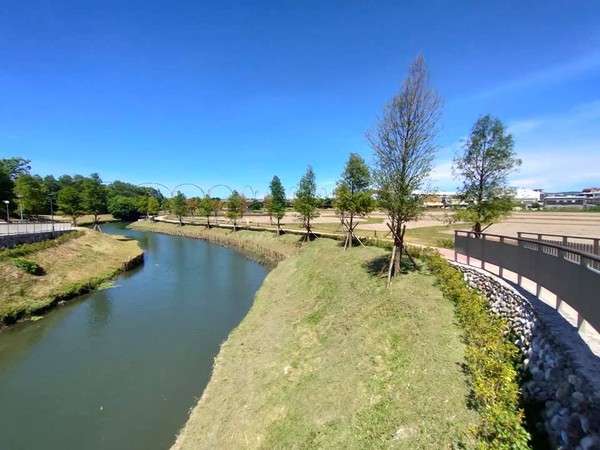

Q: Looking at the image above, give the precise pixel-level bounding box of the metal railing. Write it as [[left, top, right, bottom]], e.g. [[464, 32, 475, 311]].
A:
[[454, 231, 600, 333], [517, 232, 600, 257], [0, 221, 74, 236]]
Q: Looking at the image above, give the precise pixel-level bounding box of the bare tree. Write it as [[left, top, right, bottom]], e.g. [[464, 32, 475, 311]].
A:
[[367, 55, 442, 285]]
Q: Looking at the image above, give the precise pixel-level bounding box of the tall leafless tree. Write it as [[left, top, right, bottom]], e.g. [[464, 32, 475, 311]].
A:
[[367, 55, 442, 285]]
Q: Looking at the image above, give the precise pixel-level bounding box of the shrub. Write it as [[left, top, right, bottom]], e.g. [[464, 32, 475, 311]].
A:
[[425, 252, 530, 449], [436, 238, 454, 249], [12, 257, 44, 275]]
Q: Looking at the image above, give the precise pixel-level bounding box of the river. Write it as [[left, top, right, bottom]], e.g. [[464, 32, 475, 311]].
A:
[[0, 223, 268, 450]]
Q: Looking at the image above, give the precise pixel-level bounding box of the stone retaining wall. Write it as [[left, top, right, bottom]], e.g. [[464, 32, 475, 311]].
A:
[[0, 230, 75, 249], [451, 262, 600, 449]]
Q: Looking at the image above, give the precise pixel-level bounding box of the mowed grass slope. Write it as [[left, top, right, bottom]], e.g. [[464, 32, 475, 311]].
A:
[[0, 229, 142, 325], [172, 238, 477, 449]]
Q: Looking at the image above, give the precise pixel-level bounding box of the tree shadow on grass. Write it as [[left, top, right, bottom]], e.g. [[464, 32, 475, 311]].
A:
[[362, 254, 417, 278]]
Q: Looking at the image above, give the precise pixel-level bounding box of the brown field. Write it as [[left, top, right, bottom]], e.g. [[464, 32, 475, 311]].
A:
[[239, 210, 600, 240]]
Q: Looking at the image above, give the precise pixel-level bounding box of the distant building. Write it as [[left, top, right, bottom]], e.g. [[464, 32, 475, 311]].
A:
[[582, 187, 600, 205], [515, 188, 543, 207]]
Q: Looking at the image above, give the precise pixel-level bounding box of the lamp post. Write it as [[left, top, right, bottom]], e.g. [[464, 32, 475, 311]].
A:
[[16, 194, 23, 221], [48, 194, 55, 236], [3, 200, 9, 235]]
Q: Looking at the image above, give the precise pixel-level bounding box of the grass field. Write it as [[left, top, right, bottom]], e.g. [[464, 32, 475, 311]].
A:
[[171, 236, 478, 449], [0, 228, 143, 327]]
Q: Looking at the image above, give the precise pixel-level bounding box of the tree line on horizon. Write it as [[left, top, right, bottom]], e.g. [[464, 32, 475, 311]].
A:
[[0, 55, 521, 280]]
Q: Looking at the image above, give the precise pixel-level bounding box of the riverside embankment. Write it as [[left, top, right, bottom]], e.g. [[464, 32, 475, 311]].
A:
[[137, 221, 480, 449], [0, 223, 270, 450], [0, 228, 143, 328]]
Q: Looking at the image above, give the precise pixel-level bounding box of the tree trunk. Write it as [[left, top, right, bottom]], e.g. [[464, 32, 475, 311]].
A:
[[348, 214, 354, 249], [276, 217, 281, 236], [474, 221, 482, 238], [386, 245, 396, 287]]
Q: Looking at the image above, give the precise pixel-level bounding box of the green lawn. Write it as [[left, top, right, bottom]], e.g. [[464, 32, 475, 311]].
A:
[[172, 237, 478, 449]]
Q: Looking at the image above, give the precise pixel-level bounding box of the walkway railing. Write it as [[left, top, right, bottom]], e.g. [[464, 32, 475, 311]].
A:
[[517, 232, 600, 257], [454, 231, 600, 333], [0, 221, 74, 236]]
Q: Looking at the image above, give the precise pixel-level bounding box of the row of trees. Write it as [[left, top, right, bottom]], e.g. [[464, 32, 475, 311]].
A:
[[0, 160, 167, 226], [2, 58, 520, 284]]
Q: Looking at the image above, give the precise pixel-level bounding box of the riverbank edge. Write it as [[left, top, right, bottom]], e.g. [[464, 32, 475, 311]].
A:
[[131, 220, 537, 448], [128, 220, 291, 266], [0, 231, 144, 330]]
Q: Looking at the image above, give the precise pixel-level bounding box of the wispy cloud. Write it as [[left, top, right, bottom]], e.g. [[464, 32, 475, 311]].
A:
[[509, 101, 600, 190], [469, 52, 600, 100]]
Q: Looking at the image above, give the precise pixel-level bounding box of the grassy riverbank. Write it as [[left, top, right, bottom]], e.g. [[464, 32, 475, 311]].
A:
[[130, 220, 301, 262], [0, 229, 143, 327], [165, 231, 478, 448]]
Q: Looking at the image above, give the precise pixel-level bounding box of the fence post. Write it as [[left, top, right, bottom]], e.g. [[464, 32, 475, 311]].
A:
[[498, 236, 504, 277], [517, 238, 523, 285], [466, 232, 471, 266], [594, 239, 599, 256], [453, 231, 457, 262], [481, 234, 486, 270]]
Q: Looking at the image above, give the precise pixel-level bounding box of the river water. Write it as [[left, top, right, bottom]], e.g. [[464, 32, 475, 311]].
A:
[[0, 223, 268, 450]]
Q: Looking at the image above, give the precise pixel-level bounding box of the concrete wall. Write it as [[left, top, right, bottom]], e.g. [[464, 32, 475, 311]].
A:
[[0, 230, 75, 249], [453, 262, 600, 449]]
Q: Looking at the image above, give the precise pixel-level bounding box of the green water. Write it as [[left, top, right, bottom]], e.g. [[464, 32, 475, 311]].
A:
[[0, 223, 268, 449]]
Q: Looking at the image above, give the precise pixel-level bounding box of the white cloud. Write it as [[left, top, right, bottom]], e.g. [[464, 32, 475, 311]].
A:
[[511, 139, 600, 191], [471, 52, 600, 100], [429, 160, 455, 190]]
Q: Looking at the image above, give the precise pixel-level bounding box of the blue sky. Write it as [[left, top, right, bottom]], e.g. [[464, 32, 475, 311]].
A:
[[1, 0, 599, 198]]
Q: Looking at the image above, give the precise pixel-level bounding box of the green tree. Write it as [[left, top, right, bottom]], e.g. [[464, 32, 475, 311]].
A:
[[333, 153, 374, 249], [81, 176, 108, 228], [198, 195, 215, 228], [293, 166, 319, 241], [368, 55, 442, 283], [453, 115, 521, 235], [57, 186, 83, 225], [171, 191, 187, 226], [0, 162, 15, 213], [186, 197, 199, 218], [263, 194, 274, 224], [226, 190, 244, 231], [249, 199, 262, 211], [42, 175, 61, 196], [211, 198, 222, 223], [108, 196, 141, 221], [14, 174, 47, 215], [0, 157, 31, 180], [269, 175, 287, 235], [147, 196, 160, 217]]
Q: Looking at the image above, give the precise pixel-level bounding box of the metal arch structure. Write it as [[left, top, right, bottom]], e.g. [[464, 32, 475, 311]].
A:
[[207, 184, 234, 198], [242, 185, 257, 200], [321, 187, 329, 198], [137, 182, 174, 197], [171, 183, 207, 198]]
